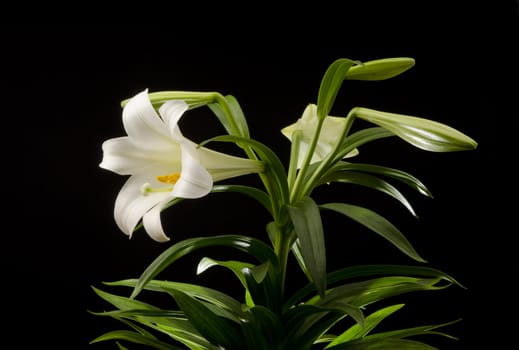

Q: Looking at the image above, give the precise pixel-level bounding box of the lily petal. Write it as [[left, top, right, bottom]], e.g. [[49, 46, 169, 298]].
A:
[[114, 174, 172, 236], [158, 100, 189, 141], [282, 104, 358, 168], [122, 89, 172, 151], [100, 137, 181, 175], [172, 141, 213, 198], [142, 198, 172, 242]]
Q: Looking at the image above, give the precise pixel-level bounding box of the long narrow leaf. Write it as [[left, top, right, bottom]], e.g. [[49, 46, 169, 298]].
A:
[[325, 304, 405, 347], [320, 202, 426, 262], [313, 276, 449, 309], [317, 171, 418, 217], [211, 184, 272, 215], [288, 196, 327, 297], [131, 235, 278, 298], [326, 337, 439, 350], [200, 134, 289, 204], [90, 330, 185, 350], [106, 278, 245, 320], [325, 162, 433, 197], [286, 264, 463, 307], [169, 289, 243, 349], [317, 58, 357, 120]]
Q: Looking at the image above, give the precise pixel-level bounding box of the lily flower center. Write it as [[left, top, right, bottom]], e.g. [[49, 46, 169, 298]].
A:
[[140, 172, 181, 195], [157, 172, 181, 184]]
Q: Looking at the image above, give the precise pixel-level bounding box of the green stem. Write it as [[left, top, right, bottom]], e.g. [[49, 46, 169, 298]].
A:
[[289, 119, 325, 204], [300, 108, 357, 199], [274, 224, 295, 295]]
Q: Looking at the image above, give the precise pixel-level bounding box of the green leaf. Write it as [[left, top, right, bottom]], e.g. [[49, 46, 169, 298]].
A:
[[131, 235, 278, 299], [345, 57, 415, 81], [90, 330, 185, 350], [325, 162, 433, 198], [317, 58, 357, 120], [208, 94, 250, 138], [211, 184, 272, 215], [283, 304, 341, 349], [241, 306, 286, 350], [354, 107, 478, 152], [287, 196, 327, 297], [196, 257, 255, 307], [200, 134, 289, 204], [326, 337, 439, 350], [169, 289, 243, 349], [325, 304, 405, 347], [106, 278, 246, 321], [320, 203, 426, 262], [318, 171, 418, 217], [363, 319, 461, 341], [242, 262, 283, 313], [314, 276, 450, 309], [286, 264, 463, 307], [332, 127, 395, 163]]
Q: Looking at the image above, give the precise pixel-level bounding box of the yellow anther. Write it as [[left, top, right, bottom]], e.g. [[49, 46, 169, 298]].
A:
[[157, 172, 181, 184]]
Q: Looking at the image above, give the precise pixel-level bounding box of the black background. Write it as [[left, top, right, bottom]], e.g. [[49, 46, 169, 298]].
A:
[[6, 2, 517, 349]]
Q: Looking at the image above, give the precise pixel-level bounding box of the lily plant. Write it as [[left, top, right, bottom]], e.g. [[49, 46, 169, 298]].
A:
[[91, 57, 477, 349]]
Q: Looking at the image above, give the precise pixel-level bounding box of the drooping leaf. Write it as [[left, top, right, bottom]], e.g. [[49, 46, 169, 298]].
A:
[[325, 337, 439, 350], [320, 202, 426, 262], [325, 304, 405, 347], [317, 171, 418, 217], [131, 235, 278, 299], [324, 162, 433, 197], [200, 134, 289, 205], [312, 276, 450, 309], [208, 94, 250, 139], [90, 330, 185, 350], [106, 278, 246, 321], [286, 264, 463, 307], [287, 196, 327, 297], [211, 184, 272, 215], [332, 127, 395, 163]]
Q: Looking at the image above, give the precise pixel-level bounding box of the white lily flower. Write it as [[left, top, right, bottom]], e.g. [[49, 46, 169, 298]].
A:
[[281, 104, 358, 168], [100, 90, 263, 242]]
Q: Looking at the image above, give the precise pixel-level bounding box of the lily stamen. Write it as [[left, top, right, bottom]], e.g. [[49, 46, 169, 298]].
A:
[[157, 172, 181, 184]]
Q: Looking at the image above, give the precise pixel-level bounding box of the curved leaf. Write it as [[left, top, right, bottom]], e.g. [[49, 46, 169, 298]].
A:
[[325, 304, 405, 347], [131, 235, 278, 299], [105, 278, 245, 321], [200, 134, 289, 205], [90, 330, 185, 350], [317, 171, 418, 217], [325, 162, 433, 197], [288, 196, 327, 297], [313, 276, 450, 309], [286, 264, 464, 307], [320, 202, 426, 262], [163, 289, 243, 349], [317, 58, 357, 120], [333, 127, 395, 163], [326, 337, 439, 350], [211, 184, 272, 215]]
